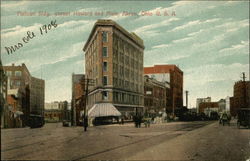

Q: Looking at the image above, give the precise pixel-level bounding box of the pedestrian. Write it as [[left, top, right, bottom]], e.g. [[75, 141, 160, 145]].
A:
[[138, 115, 142, 128], [134, 115, 138, 128], [121, 117, 124, 125], [83, 116, 88, 132]]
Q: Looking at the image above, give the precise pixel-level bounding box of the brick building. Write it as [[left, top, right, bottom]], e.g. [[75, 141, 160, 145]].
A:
[[230, 80, 250, 116], [71, 74, 85, 125], [3, 63, 45, 127], [83, 19, 144, 118], [144, 75, 167, 115], [196, 97, 211, 113], [144, 65, 183, 114], [198, 102, 219, 114]]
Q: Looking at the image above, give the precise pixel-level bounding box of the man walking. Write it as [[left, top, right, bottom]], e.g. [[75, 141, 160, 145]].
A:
[[83, 116, 88, 131]]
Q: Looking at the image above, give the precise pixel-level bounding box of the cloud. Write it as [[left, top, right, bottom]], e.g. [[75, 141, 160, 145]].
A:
[[218, 40, 249, 56], [152, 44, 169, 49], [58, 20, 91, 28], [172, 37, 193, 43], [1, 1, 28, 9], [133, 17, 179, 36], [1, 23, 42, 38], [170, 18, 220, 32], [38, 42, 85, 68]]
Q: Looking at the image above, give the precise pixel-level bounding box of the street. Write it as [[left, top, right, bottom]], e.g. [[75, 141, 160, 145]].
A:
[[1, 120, 249, 161]]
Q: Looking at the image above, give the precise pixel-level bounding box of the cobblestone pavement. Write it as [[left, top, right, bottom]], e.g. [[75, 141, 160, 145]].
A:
[[1, 120, 249, 160]]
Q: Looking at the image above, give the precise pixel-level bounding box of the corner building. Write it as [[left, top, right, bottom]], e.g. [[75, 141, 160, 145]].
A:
[[83, 19, 145, 118]]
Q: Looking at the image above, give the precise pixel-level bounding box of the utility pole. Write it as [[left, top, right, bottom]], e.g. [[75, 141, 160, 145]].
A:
[[80, 77, 95, 132], [185, 90, 189, 109]]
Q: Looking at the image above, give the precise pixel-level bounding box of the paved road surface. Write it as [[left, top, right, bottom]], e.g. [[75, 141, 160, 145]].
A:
[[1, 120, 249, 160]]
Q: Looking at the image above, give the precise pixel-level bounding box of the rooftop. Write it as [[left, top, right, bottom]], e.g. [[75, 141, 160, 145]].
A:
[[83, 19, 144, 51]]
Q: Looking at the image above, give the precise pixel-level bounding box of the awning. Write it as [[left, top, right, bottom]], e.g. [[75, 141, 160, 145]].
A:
[[88, 103, 121, 117], [14, 111, 24, 118], [15, 111, 24, 115]]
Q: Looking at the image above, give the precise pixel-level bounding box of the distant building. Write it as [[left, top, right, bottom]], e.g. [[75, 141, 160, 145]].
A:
[[144, 75, 167, 115], [71, 74, 85, 126], [144, 64, 183, 113], [44, 101, 69, 122], [230, 97, 235, 116], [199, 102, 219, 116], [44, 109, 63, 122], [83, 19, 144, 119], [230, 80, 250, 116], [45, 101, 62, 110], [196, 97, 211, 113], [218, 99, 226, 113], [225, 96, 230, 112]]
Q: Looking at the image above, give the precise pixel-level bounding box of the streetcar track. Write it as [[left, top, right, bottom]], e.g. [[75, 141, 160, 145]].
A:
[[71, 123, 211, 160], [3, 130, 83, 160], [2, 122, 212, 160]]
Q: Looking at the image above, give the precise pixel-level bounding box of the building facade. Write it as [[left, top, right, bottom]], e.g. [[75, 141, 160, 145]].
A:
[[83, 19, 145, 118], [0, 59, 8, 128], [144, 65, 183, 113], [44, 101, 69, 122], [198, 102, 219, 115], [196, 97, 211, 113], [44, 109, 63, 122], [144, 75, 166, 115], [3, 63, 45, 127], [218, 99, 226, 113], [3, 63, 31, 90], [230, 80, 250, 116], [30, 77, 45, 116], [71, 74, 85, 125]]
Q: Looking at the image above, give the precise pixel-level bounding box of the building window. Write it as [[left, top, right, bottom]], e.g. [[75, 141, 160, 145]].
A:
[[6, 71, 12, 76], [16, 80, 21, 86], [102, 32, 108, 42], [15, 71, 22, 76], [102, 47, 108, 57], [102, 91, 108, 100], [103, 76, 108, 85], [103, 62, 108, 72], [10, 80, 14, 86]]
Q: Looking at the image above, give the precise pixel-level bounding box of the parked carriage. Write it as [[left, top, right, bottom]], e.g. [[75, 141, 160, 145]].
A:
[[237, 108, 250, 129]]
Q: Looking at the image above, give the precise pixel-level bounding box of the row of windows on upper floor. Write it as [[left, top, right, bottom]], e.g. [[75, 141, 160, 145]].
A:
[[85, 46, 143, 69], [87, 75, 143, 92], [87, 69, 143, 85], [9, 80, 22, 87], [87, 59, 143, 78], [113, 34, 143, 55], [5, 71, 22, 77], [88, 90, 143, 105]]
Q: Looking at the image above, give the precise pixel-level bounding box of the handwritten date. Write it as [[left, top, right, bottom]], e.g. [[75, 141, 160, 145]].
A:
[[5, 20, 58, 55]]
